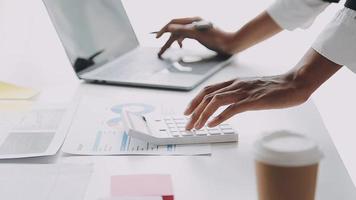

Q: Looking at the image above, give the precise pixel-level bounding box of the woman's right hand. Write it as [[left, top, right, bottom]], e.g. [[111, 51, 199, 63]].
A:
[[155, 17, 234, 58]]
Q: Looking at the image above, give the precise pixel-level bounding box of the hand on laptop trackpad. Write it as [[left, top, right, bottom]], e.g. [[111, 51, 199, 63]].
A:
[[162, 54, 206, 73]]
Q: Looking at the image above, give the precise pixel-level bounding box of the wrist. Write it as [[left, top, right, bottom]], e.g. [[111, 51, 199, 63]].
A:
[[218, 31, 236, 55], [284, 67, 315, 102]]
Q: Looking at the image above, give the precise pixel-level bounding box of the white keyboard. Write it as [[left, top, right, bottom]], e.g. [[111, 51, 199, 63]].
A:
[[122, 110, 238, 145]]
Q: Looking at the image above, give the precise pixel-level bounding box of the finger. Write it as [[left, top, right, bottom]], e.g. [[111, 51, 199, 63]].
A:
[[158, 24, 196, 58], [158, 24, 200, 58], [207, 100, 252, 127], [195, 91, 245, 129], [158, 35, 177, 58], [184, 80, 234, 116], [156, 17, 202, 38], [166, 24, 197, 38], [177, 37, 184, 48], [189, 83, 238, 116], [185, 85, 237, 130]]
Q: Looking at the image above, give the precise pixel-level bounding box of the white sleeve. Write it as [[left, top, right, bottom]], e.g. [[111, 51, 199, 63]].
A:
[[267, 0, 330, 30], [312, 8, 356, 73]]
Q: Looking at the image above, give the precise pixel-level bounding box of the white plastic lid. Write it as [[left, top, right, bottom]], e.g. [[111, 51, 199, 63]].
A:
[[254, 131, 323, 167]]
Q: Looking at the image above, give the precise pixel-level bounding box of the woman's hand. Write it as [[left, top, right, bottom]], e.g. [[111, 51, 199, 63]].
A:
[[155, 12, 284, 58], [184, 75, 310, 130], [184, 49, 342, 130], [155, 17, 234, 58]]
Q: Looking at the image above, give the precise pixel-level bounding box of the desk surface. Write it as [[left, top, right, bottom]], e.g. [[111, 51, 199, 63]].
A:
[[1, 0, 356, 199], [1, 67, 355, 200]]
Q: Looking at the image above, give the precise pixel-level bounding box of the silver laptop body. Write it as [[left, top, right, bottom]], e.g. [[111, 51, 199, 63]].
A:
[[43, 0, 231, 90]]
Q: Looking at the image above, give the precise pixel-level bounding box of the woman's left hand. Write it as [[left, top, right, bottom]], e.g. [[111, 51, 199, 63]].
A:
[[184, 74, 311, 130]]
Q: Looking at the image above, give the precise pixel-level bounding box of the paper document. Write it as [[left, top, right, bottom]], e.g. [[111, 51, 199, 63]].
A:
[[62, 95, 211, 155], [0, 164, 93, 200], [0, 81, 38, 99], [0, 105, 75, 159]]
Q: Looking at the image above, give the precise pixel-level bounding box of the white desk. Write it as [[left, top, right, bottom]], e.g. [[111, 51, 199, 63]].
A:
[[1, 64, 355, 200], [1, 0, 356, 199]]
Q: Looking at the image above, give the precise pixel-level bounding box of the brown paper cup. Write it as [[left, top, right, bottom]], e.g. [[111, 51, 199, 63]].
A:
[[254, 131, 323, 200]]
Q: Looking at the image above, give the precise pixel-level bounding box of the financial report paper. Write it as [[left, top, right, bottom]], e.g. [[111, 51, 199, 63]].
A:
[[0, 105, 74, 159], [62, 95, 211, 155]]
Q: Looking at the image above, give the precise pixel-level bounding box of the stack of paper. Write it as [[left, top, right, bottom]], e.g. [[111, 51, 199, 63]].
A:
[[0, 164, 93, 200]]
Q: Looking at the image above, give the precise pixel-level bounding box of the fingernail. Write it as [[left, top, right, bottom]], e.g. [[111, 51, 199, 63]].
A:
[[185, 119, 193, 130], [183, 106, 191, 115], [185, 124, 192, 130], [207, 120, 216, 127], [183, 109, 189, 115]]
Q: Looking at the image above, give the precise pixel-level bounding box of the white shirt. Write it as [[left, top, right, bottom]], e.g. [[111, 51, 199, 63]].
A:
[[267, 0, 356, 73]]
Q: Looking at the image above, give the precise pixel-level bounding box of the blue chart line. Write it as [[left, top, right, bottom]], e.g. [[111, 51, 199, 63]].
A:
[[120, 132, 129, 151], [92, 131, 102, 151], [167, 144, 176, 152]]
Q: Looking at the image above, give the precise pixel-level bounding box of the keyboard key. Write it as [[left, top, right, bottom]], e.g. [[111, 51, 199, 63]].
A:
[[207, 128, 219, 131], [208, 130, 221, 135], [181, 131, 194, 136], [159, 129, 167, 132], [164, 118, 173, 123], [167, 123, 176, 128], [196, 130, 207, 136], [178, 127, 186, 132], [175, 120, 186, 124], [176, 124, 186, 129], [219, 124, 232, 129], [220, 127, 233, 131], [174, 120, 187, 125], [170, 131, 180, 137], [173, 117, 186, 121], [168, 127, 178, 132], [222, 129, 235, 134]]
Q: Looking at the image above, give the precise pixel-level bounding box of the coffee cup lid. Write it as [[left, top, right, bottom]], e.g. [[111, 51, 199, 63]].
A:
[[254, 131, 323, 167]]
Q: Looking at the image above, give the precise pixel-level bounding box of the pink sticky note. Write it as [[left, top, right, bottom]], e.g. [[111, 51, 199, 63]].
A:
[[111, 174, 174, 200]]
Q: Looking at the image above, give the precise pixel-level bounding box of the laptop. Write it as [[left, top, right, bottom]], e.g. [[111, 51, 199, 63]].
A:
[[42, 0, 232, 90]]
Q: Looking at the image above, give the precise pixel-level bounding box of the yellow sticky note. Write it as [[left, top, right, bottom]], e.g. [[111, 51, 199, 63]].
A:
[[0, 101, 33, 112], [0, 81, 39, 100]]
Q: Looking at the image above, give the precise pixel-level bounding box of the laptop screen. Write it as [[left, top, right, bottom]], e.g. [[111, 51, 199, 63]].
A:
[[43, 0, 139, 73]]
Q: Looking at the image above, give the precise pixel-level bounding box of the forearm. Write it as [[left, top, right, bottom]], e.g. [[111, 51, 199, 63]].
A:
[[286, 48, 342, 100], [224, 11, 283, 54]]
